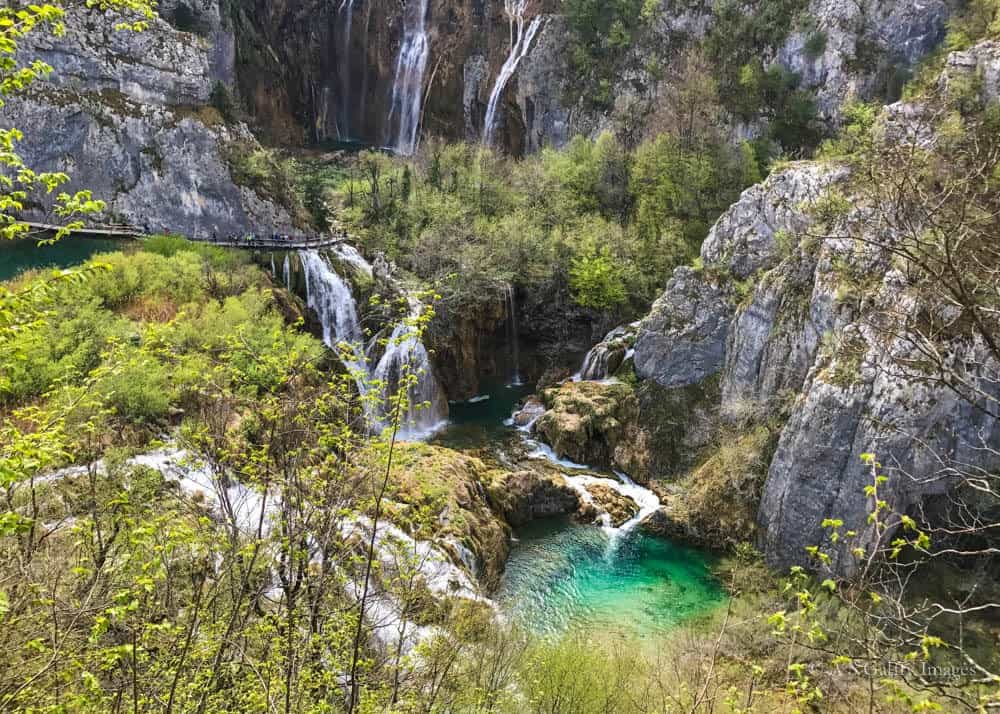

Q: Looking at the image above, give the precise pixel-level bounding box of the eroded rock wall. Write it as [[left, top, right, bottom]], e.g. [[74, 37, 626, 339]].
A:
[[616, 43, 1000, 571], [2, 4, 294, 235]]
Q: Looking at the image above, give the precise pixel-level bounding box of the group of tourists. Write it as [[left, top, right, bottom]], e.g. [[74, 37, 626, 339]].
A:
[[205, 228, 350, 244]]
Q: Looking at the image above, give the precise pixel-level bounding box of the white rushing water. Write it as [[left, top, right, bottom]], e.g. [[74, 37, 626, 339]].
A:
[[503, 283, 524, 386], [483, 1, 544, 146], [371, 302, 449, 438], [282, 254, 291, 290], [336, 0, 358, 139], [386, 0, 430, 155], [300, 250, 447, 436], [300, 249, 370, 383], [512, 404, 661, 540]]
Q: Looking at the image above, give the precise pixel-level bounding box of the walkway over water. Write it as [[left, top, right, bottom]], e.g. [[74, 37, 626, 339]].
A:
[[21, 222, 347, 250]]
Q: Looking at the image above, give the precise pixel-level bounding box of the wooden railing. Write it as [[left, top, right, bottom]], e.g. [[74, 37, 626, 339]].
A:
[[20, 222, 349, 250]]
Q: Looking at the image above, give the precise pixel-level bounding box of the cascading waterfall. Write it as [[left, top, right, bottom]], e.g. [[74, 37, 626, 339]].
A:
[[300, 249, 447, 435], [282, 254, 292, 290], [300, 250, 369, 385], [503, 283, 524, 386], [386, 0, 430, 155], [336, 0, 358, 139], [483, 1, 544, 146], [372, 304, 448, 437]]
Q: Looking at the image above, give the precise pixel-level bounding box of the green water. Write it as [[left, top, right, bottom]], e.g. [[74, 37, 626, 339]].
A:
[[434, 379, 726, 639], [0, 237, 126, 282], [432, 376, 534, 450], [494, 517, 724, 639]]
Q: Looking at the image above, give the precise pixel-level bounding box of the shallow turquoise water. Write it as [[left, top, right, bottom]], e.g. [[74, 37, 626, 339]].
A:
[[494, 517, 725, 639], [435, 379, 726, 638], [0, 237, 126, 282]]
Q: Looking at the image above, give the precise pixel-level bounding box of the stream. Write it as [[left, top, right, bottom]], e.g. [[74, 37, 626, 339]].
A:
[[433, 378, 725, 639]]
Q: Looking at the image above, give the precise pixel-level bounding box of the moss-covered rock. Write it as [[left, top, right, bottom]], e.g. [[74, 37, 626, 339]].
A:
[[534, 380, 645, 476], [388, 443, 511, 589], [485, 469, 580, 527], [584, 484, 639, 527]]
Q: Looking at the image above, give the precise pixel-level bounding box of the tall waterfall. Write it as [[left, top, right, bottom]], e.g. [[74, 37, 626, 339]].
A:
[[300, 250, 369, 383], [504, 284, 524, 386], [372, 303, 448, 437], [386, 0, 430, 155], [336, 0, 358, 139], [483, 1, 544, 146]]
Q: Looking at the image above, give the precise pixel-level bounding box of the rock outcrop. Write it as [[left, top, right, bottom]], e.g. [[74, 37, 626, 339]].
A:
[[3, 5, 294, 236], [776, 0, 953, 121], [577, 46, 1000, 572], [534, 380, 643, 474]]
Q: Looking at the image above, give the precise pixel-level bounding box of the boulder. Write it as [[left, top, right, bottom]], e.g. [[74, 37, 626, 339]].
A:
[[534, 380, 643, 473], [486, 470, 580, 527], [584, 484, 639, 527]]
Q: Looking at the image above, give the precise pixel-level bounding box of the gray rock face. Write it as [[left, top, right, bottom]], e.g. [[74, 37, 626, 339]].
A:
[[633, 267, 732, 388], [701, 164, 847, 279], [22, 7, 215, 106], [777, 0, 951, 121], [629, 56, 1000, 572], [760, 328, 1000, 575], [515, 16, 579, 153], [1, 5, 293, 236], [939, 41, 1000, 105]]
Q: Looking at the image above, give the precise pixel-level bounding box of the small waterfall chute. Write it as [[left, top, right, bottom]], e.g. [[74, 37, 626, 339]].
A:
[[503, 283, 524, 386], [386, 0, 430, 155], [483, 1, 544, 146], [282, 254, 292, 290], [371, 302, 448, 438], [300, 249, 370, 385], [572, 323, 639, 382], [298, 249, 448, 437]]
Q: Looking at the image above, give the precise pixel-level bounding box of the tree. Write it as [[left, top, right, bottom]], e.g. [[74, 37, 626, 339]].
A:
[[569, 247, 628, 311]]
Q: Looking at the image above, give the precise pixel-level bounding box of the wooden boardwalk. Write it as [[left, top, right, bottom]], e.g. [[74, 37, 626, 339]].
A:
[[20, 222, 347, 250]]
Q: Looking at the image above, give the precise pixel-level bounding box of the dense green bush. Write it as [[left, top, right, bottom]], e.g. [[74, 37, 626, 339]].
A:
[[0, 240, 323, 430]]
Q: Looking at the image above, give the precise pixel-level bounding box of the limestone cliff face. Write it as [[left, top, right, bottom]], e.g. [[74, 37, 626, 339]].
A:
[[626, 43, 1000, 571], [2, 4, 294, 235], [234, 0, 561, 152]]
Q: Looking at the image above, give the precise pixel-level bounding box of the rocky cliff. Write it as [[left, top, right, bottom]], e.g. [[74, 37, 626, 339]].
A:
[[228, 0, 959, 154], [619, 42, 1000, 573], [1, 3, 294, 236]]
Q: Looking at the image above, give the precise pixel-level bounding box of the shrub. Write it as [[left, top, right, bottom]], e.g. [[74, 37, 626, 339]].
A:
[[804, 30, 827, 57]]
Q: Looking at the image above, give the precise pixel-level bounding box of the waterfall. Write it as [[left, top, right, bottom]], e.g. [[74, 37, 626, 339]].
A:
[[572, 324, 638, 381], [504, 284, 523, 386], [299, 249, 447, 436], [336, 0, 358, 139], [483, 1, 544, 146], [300, 250, 369, 384], [372, 304, 448, 437], [282, 254, 291, 290], [386, 0, 430, 155]]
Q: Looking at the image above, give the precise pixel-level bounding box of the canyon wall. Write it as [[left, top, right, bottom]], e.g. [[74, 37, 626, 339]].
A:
[[0, 2, 294, 235], [626, 42, 1000, 573]]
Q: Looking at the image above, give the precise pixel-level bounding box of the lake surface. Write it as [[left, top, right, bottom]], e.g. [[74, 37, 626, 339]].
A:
[[494, 517, 724, 638], [434, 378, 726, 638], [0, 236, 126, 282]]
